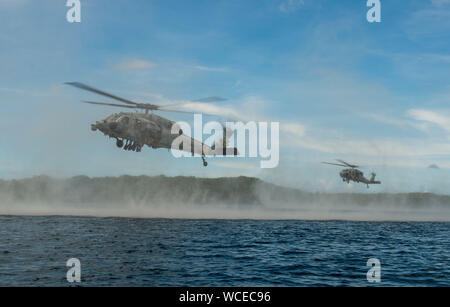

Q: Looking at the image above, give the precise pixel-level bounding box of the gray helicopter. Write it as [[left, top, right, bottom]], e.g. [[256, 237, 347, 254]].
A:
[[66, 82, 237, 167], [322, 159, 381, 188]]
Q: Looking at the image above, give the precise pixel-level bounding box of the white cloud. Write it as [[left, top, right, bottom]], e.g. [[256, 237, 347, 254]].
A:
[[280, 116, 450, 157], [289, 133, 450, 157], [407, 109, 450, 133], [364, 113, 430, 133], [113, 59, 157, 71], [178, 95, 268, 122], [281, 123, 306, 137]]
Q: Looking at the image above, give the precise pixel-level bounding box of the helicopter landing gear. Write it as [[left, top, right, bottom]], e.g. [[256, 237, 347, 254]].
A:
[[116, 139, 124, 148], [121, 139, 142, 152]]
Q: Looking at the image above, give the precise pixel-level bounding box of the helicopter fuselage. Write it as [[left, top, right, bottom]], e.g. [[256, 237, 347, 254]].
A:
[[91, 112, 175, 150], [340, 168, 363, 183], [90, 112, 223, 167], [339, 168, 381, 187]]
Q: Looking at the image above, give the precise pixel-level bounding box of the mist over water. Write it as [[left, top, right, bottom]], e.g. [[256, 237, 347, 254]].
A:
[[0, 175, 449, 222], [2, 203, 450, 222]]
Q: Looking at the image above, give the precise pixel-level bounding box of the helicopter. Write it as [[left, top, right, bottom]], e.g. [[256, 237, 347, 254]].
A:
[[65, 82, 238, 167], [322, 159, 381, 188]]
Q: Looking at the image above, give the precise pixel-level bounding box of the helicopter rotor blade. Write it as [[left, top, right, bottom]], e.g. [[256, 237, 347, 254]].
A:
[[336, 159, 359, 168], [156, 108, 208, 115], [66, 82, 140, 106], [191, 96, 227, 103], [82, 101, 137, 109], [82, 100, 215, 115], [322, 162, 348, 167], [67, 82, 226, 115]]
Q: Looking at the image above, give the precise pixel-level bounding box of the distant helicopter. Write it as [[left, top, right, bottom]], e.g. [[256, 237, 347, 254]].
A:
[[65, 82, 238, 167], [322, 159, 381, 188]]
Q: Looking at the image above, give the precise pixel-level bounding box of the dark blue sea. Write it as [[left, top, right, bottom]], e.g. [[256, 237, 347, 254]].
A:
[[0, 215, 448, 286]]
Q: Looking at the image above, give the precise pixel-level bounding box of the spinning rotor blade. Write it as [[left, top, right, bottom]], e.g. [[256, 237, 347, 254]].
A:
[[83, 101, 213, 115], [158, 108, 208, 115], [191, 96, 227, 103], [67, 82, 225, 115], [82, 101, 137, 109], [66, 82, 141, 106], [336, 159, 359, 168], [322, 162, 348, 167]]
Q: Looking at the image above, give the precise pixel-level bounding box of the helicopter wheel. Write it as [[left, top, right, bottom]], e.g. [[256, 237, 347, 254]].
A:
[[116, 139, 124, 148], [202, 155, 208, 167]]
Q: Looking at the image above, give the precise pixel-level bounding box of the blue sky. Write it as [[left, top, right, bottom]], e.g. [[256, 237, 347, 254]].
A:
[[1, 0, 450, 193]]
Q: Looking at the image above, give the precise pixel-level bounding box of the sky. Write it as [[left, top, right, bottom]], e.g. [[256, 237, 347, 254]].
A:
[[0, 0, 450, 194]]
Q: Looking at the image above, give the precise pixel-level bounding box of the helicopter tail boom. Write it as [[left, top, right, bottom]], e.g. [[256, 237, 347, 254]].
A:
[[369, 173, 381, 184]]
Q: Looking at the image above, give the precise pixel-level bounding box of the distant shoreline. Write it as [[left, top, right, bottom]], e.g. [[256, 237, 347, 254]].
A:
[[1, 175, 449, 201], [0, 175, 448, 222]]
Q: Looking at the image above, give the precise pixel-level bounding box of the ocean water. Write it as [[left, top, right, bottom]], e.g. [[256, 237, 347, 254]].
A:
[[0, 215, 448, 287]]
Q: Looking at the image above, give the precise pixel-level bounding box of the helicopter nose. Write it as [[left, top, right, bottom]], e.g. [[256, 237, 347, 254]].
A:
[[91, 120, 105, 132]]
